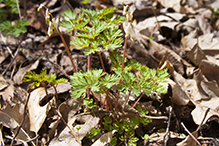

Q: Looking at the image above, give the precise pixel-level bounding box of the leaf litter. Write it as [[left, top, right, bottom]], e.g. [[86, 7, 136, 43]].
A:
[[1, 0, 219, 145]]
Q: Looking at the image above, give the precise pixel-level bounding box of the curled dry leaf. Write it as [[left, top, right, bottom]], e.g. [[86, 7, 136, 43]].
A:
[[197, 9, 212, 34], [28, 87, 54, 134]]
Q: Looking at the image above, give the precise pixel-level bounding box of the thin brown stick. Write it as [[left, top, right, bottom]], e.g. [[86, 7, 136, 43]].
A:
[[10, 94, 35, 146], [1, 34, 25, 75], [181, 122, 201, 146], [54, 109, 82, 146], [164, 106, 172, 146]]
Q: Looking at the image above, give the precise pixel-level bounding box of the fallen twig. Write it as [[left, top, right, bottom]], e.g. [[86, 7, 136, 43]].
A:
[[164, 106, 172, 146]]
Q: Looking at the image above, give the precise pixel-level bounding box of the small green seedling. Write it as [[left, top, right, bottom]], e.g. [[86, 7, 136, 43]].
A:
[[86, 128, 101, 142], [23, 68, 68, 101]]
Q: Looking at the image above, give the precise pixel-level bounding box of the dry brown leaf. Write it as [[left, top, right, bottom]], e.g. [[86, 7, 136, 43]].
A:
[[44, 98, 82, 142], [197, 9, 212, 34], [200, 60, 219, 86], [49, 115, 99, 146], [183, 32, 219, 51], [28, 87, 54, 134], [156, 49, 185, 75], [25, 5, 47, 33], [0, 80, 15, 107], [191, 80, 219, 125], [112, 0, 137, 6], [58, 98, 82, 124], [0, 74, 9, 90], [187, 43, 208, 67], [149, 131, 186, 145], [126, 41, 159, 68], [0, 104, 34, 145], [13, 59, 40, 85], [177, 130, 198, 146], [168, 66, 209, 105], [60, 55, 75, 74], [169, 79, 190, 105], [181, 30, 198, 49]]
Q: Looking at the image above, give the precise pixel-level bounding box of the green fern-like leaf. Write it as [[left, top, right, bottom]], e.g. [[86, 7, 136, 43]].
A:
[[70, 69, 105, 99], [99, 74, 120, 90], [0, 19, 29, 37], [71, 37, 90, 49]]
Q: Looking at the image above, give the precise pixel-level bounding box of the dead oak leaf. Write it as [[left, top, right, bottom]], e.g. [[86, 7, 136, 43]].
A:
[[191, 80, 219, 125]]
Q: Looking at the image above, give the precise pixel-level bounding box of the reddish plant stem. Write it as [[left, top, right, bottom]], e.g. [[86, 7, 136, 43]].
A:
[[98, 51, 105, 72], [115, 37, 128, 111], [122, 89, 131, 110], [86, 53, 92, 111], [132, 92, 145, 108], [121, 37, 128, 72], [58, 29, 77, 73]]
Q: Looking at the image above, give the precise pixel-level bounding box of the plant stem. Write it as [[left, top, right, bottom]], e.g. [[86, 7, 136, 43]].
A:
[[86, 53, 92, 111], [88, 53, 92, 70], [57, 29, 77, 73], [45, 8, 77, 73], [121, 37, 128, 72], [98, 51, 105, 72], [132, 92, 145, 108], [115, 37, 128, 110], [122, 89, 131, 110]]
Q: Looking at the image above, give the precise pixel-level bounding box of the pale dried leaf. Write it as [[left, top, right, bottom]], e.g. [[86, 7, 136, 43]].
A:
[[157, 0, 195, 14], [197, 9, 212, 34], [0, 74, 9, 90], [169, 79, 190, 105], [28, 87, 53, 134], [187, 43, 208, 67]]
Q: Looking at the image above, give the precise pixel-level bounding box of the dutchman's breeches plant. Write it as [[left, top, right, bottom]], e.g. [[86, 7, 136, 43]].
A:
[[27, 2, 169, 146]]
